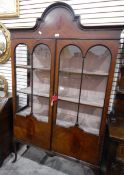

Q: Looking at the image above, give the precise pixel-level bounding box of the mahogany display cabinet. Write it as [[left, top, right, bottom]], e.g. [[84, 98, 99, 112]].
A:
[[10, 2, 123, 172]]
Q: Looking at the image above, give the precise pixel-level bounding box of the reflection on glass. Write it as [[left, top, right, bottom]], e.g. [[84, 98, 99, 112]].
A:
[[81, 75, 107, 107], [60, 45, 83, 73], [33, 44, 51, 69], [33, 96, 49, 123], [79, 105, 102, 135], [0, 30, 6, 55], [84, 46, 111, 75], [56, 100, 78, 127]]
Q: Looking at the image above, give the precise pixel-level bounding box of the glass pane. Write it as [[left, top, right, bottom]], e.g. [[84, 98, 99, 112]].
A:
[[16, 67, 31, 93], [33, 70, 50, 97], [56, 100, 78, 127], [79, 105, 102, 135], [60, 45, 83, 73], [32, 44, 51, 122], [84, 46, 111, 75], [16, 44, 30, 67], [33, 44, 51, 69], [58, 45, 82, 102], [33, 44, 51, 97], [33, 96, 49, 123], [15, 44, 31, 115], [58, 72, 81, 102], [16, 93, 31, 116], [81, 75, 107, 107]]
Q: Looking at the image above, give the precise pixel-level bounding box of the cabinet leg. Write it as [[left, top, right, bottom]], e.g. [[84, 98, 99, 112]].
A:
[[12, 140, 17, 163], [0, 160, 3, 167], [26, 145, 30, 150]]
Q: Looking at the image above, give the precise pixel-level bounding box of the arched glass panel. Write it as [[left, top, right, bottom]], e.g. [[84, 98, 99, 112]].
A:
[[79, 45, 111, 135], [32, 44, 51, 123], [83, 45, 111, 75], [59, 45, 82, 73], [33, 44, 51, 69], [15, 44, 31, 116], [56, 45, 83, 127]]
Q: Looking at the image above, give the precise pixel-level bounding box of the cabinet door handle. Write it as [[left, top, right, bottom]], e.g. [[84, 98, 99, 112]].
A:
[[51, 95, 58, 106]]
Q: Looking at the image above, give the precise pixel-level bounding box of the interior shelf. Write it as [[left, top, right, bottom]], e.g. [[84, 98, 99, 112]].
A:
[[83, 70, 108, 76], [59, 69, 108, 76], [16, 64, 51, 71], [16, 106, 48, 123], [18, 86, 104, 108], [56, 99, 101, 135], [17, 87, 49, 98], [58, 95, 104, 108], [59, 69, 82, 74], [33, 67, 50, 71], [58, 96, 79, 103], [16, 106, 31, 116], [56, 112, 100, 135], [56, 115, 76, 128], [58, 88, 104, 108], [16, 65, 31, 69], [78, 113, 100, 135], [80, 98, 104, 108]]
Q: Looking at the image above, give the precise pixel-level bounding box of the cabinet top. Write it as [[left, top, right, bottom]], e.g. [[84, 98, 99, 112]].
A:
[[10, 2, 123, 40]]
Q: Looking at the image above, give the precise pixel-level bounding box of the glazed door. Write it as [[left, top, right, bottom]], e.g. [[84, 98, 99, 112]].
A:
[[14, 39, 55, 150], [51, 39, 112, 165]]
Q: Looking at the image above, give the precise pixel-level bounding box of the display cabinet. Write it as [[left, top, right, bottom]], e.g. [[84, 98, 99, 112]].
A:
[[10, 2, 123, 171]]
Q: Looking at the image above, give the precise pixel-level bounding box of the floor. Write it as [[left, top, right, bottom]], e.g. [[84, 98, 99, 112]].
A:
[[0, 146, 95, 175]]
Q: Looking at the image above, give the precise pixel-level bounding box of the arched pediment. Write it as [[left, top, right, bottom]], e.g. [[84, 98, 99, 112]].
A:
[[34, 2, 81, 37], [10, 2, 123, 40]]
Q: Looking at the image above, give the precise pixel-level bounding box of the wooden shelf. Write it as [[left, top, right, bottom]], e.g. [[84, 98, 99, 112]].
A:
[[80, 98, 104, 108], [33, 113, 48, 122], [58, 96, 79, 103], [56, 119, 75, 128], [16, 64, 50, 71], [16, 65, 31, 69], [58, 95, 104, 108], [59, 69, 82, 74], [17, 87, 49, 98], [16, 107, 48, 123], [33, 67, 50, 71], [59, 69, 108, 76], [83, 70, 108, 76], [56, 113, 100, 135], [16, 106, 31, 116]]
